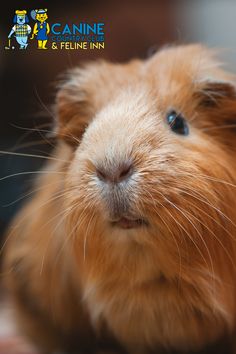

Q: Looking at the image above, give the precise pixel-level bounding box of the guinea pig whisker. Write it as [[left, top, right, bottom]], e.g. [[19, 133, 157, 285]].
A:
[[177, 171, 236, 190], [171, 171, 236, 222], [40, 201, 79, 272], [172, 176, 222, 204], [175, 184, 220, 214], [0, 170, 67, 182], [165, 204, 208, 276], [41, 194, 95, 274], [144, 189, 209, 284], [174, 187, 236, 242], [11, 123, 54, 135], [180, 189, 236, 229], [0, 186, 75, 258], [154, 189, 214, 274], [11, 122, 52, 146], [53, 200, 96, 268], [11, 123, 81, 145], [143, 189, 183, 287], [11, 122, 57, 151], [175, 189, 236, 267], [175, 181, 219, 205], [2, 179, 67, 207], [162, 195, 215, 288], [83, 210, 96, 262], [33, 86, 55, 120], [10, 138, 55, 151], [178, 204, 236, 272], [48, 199, 96, 308], [184, 177, 236, 216], [46, 206, 80, 272], [182, 186, 236, 228], [0, 150, 68, 163], [40, 204, 76, 275]]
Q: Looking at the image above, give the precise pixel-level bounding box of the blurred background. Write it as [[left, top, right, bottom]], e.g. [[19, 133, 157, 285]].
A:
[[0, 1, 236, 353], [1, 0, 236, 237]]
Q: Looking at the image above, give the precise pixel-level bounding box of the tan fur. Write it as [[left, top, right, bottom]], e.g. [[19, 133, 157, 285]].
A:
[[3, 44, 236, 353]]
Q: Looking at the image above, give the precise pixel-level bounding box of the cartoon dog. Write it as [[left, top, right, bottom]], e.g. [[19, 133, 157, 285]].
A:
[[30, 9, 50, 49], [8, 10, 31, 49]]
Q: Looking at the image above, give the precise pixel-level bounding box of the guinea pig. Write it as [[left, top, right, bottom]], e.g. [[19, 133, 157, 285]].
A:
[[3, 44, 236, 354]]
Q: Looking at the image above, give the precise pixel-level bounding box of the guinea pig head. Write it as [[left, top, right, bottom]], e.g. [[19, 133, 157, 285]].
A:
[[56, 45, 236, 327]]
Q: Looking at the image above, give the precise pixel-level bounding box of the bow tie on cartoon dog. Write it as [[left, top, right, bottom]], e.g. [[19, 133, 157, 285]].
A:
[[30, 9, 50, 49], [8, 10, 31, 49]]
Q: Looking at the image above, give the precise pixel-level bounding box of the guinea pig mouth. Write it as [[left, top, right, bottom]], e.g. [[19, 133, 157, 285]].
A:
[[111, 217, 148, 229]]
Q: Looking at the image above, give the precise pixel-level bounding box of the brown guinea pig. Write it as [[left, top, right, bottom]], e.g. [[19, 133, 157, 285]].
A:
[[3, 44, 236, 354]]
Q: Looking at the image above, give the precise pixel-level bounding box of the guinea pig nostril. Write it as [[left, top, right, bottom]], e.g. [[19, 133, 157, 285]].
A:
[[118, 163, 133, 180], [96, 168, 107, 181], [96, 161, 133, 183]]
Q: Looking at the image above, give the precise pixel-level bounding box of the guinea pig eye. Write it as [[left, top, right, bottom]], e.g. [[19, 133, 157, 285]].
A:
[[166, 111, 189, 136]]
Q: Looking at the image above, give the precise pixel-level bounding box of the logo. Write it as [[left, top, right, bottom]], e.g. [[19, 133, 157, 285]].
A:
[[6, 9, 105, 51], [30, 9, 50, 49], [7, 10, 31, 49]]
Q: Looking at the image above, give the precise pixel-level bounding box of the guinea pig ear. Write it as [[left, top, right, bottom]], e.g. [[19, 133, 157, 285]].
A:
[[196, 80, 236, 144], [198, 80, 236, 107], [55, 79, 92, 147]]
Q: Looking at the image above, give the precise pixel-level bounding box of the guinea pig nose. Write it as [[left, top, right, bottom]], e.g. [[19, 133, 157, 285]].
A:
[[96, 161, 133, 183]]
